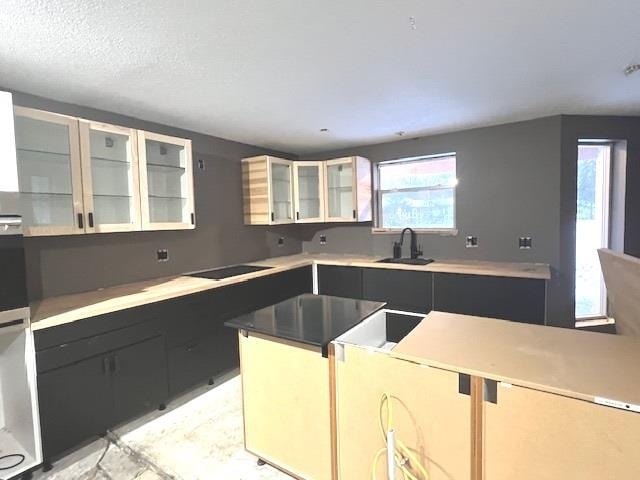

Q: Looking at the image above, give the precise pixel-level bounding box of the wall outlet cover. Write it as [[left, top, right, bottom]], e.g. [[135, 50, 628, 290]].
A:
[[519, 237, 533, 249], [465, 236, 478, 248], [157, 249, 169, 262], [278, 237, 285, 246], [319, 235, 327, 245]]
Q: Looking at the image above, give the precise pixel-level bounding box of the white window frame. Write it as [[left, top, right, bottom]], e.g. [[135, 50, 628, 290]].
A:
[[373, 153, 458, 234]]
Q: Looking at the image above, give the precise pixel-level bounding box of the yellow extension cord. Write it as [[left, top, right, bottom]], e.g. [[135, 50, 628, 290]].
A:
[[370, 392, 430, 480]]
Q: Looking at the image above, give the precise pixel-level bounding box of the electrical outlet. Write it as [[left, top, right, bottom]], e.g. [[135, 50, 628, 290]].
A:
[[465, 236, 478, 248], [278, 237, 284, 246], [157, 249, 169, 262], [197, 158, 205, 170], [319, 235, 327, 245], [519, 237, 533, 249]]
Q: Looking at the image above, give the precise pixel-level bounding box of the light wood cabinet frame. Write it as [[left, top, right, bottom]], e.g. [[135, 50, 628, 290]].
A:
[[79, 121, 142, 233], [323, 156, 372, 223], [293, 161, 326, 223], [137, 130, 195, 231], [13, 107, 85, 237]]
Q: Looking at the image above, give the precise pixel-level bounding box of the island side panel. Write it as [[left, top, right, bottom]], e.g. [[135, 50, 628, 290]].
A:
[[483, 384, 640, 480], [239, 331, 332, 480], [334, 344, 472, 480]]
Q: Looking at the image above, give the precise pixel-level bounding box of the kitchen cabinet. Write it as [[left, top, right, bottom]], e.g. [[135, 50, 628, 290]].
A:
[[242, 155, 372, 225], [317, 265, 363, 299], [137, 130, 195, 230], [333, 309, 471, 480], [482, 383, 640, 480], [37, 332, 167, 459], [10, 105, 195, 236], [241, 155, 294, 225], [433, 272, 546, 324], [324, 156, 371, 222], [79, 120, 142, 232], [362, 267, 432, 313], [293, 161, 325, 222], [13, 106, 84, 236]]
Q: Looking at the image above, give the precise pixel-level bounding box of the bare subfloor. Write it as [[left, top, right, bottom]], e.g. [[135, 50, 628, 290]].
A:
[[33, 371, 293, 480]]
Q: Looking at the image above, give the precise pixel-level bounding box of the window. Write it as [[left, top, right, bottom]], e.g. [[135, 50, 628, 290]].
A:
[[376, 154, 457, 230], [575, 142, 611, 319]]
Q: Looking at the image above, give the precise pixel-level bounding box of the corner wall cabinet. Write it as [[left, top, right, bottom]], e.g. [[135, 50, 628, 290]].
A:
[[242, 155, 371, 225], [11, 105, 194, 236]]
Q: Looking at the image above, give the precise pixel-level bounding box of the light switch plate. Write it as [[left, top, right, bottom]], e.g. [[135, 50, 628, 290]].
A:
[[465, 236, 478, 248], [320, 235, 327, 245], [519, 237, 533, 249], [157, 249, 169, 262]]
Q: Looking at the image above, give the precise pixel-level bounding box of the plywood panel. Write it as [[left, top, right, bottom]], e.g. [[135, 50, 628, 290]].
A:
[[484, 384, 640, 480], [239, 332, 332, 480], [393, 311, 640, 407], [335, 344, 471, 480], [598, 248, 640, 336], [241, 156, 270, 224]]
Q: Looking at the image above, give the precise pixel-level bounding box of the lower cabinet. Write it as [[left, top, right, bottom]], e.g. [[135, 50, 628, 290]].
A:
[[317, 265, 363, 299], [483, 384, 640, 480], [433, 273, 546, 324], [361, 267, 432, 313], [37, 335, 168, 459]]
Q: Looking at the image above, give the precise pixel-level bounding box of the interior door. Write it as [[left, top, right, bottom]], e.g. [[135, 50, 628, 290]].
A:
[[293, 161, 325, 222], [79, 121, 141, 233], [324, 158, 355, 221], [13, 107, 84, 236], [112, 335, 168, 423]]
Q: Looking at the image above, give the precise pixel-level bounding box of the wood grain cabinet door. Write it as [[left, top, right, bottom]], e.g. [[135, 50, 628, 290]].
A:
[[483, 383, 640, 480]]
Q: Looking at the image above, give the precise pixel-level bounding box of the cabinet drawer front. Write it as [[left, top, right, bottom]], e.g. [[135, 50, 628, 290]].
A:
[[433, 273, 546, 324], [362, 268, 432, 313], [34, 302, 164, 351], [36, 320, 165, 373]]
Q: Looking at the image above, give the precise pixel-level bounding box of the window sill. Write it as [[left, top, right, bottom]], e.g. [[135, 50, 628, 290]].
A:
[[575, 317, 615, 328], [372, 228, 459, 236]]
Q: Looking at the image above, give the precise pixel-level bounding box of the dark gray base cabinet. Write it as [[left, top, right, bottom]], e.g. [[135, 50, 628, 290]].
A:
[[361, 267, 432, 313], [37, 334, 168, 460], [433, 273, 546, 325], [317, 265, 363, 299]]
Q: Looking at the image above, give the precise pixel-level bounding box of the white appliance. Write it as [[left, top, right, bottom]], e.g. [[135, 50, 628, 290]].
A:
[[0, 91, 42, 480]]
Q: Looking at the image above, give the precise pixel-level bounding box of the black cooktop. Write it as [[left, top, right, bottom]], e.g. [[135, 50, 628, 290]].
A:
[[225, 294, 385, 356]]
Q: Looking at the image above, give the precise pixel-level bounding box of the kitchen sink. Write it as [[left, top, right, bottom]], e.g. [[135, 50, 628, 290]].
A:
[[188, 264, 273, 280], [376, 257, 434, 266]]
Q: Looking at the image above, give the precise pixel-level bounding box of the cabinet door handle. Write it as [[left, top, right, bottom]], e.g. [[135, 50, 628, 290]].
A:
[[88, 212, 94, 228], [77, 213, 84, 229], [102, 357, 110, 375], [111, 355, 119, 373], [271, 212, 275, 222], [190, 213, 195, 225], [296, 211, 300, 220], [352, 209, 356, 219]]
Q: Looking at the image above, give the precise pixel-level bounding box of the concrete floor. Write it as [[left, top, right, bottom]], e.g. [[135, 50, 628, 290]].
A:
[[32, 371, 293, 480]]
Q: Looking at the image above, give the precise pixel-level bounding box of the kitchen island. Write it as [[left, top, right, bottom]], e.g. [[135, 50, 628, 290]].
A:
[[225, 293, 384, 480]]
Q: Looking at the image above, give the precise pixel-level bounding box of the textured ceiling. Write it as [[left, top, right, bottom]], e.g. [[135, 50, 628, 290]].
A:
[[1, 0, 639, 154]]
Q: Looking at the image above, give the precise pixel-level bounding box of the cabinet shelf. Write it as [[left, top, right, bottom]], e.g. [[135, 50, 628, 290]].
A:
[[16, 147, 70, 159], [147, 162, 185, 170], [92, 156, 130, 165], [21, 191, 72, 197]]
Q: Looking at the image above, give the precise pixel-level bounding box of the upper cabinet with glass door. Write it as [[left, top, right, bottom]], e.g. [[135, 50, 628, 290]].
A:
[[13, 107, 84, 236], [242, 156, 294, 225], [137, 131, 194, 230], [293, 161, 325, 223], [324, 156, 371, 222], [79, 121, 141, 233]]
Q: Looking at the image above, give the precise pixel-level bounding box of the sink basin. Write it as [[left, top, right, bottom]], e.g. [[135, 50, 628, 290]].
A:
[[188, 264, 272, 280], [376, 257, 434, 266]]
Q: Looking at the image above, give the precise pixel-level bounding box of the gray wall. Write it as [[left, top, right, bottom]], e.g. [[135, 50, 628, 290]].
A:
[[5, 90, 303, 299], [302, 117, 567, 325]]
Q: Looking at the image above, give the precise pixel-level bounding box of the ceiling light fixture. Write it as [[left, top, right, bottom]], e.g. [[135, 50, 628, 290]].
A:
[[624, 64, 640, 76]]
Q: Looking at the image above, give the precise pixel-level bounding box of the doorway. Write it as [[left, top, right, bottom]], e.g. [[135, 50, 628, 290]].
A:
[[575, 142, 611, 319]]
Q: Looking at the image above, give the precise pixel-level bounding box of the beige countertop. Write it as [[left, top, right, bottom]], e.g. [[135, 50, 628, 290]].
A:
[[393, 311, 640, 408], [30, 253, 550, 331]]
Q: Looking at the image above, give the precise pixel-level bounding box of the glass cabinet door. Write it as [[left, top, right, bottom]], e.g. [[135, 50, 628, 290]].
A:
[[293, 162, 324, 222], [325, 158, 355, 221], [79, 121, 141, 232], [13, 107, 84, 235], [138, 131, 194, 230], [269, 159, 293, 223]]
